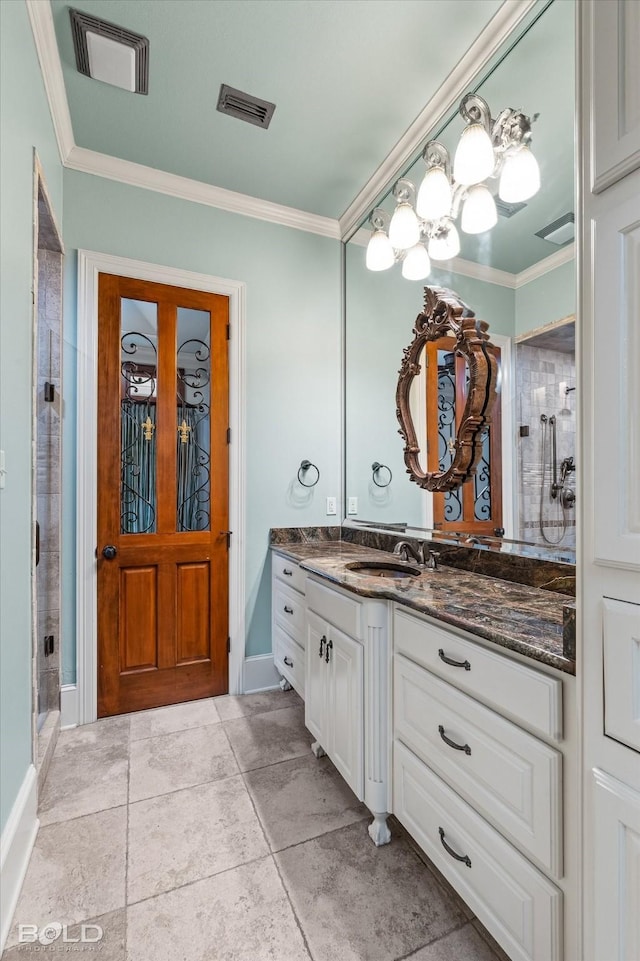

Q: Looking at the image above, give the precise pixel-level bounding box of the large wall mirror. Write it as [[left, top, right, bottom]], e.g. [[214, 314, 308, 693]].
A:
[[344, 0, 576, 560]]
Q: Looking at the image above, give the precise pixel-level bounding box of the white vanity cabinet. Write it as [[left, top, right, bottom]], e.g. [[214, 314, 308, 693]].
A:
[[392, 605, 565, 961], [305, 574, 391, 845], [271, 552, 306, 697]]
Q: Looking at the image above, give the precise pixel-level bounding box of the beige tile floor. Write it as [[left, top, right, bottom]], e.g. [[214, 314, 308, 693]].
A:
[[3, 690, 508, 961]]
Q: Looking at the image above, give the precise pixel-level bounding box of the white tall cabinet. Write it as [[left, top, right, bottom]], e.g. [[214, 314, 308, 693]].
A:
[[580, 2, 640, 959]]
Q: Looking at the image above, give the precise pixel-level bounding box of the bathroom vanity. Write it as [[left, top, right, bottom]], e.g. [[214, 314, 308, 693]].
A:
[[271, 535, 576, 961]]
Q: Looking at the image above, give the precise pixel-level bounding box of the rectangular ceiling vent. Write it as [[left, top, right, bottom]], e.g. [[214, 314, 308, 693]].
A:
[[495, 198, 527, 219], [217, 84, 276, 129], [535, 212, 575, 246], [69, 8, 149, 94]]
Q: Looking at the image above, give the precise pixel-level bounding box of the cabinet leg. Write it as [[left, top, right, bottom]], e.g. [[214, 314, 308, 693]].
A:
[[368, 812, 391, 846], [279, 676, 293, 692], [311, 741, 327, 758]]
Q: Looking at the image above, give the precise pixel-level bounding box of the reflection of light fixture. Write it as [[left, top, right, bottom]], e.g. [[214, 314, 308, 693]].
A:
[[366, 92, 540, 279]]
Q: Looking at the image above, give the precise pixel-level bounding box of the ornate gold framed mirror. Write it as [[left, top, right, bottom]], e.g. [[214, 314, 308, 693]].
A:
[[396, 286, 499, 492]]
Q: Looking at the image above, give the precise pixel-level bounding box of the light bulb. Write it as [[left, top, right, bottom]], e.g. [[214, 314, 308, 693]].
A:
[[401, 243, 431, 281], [365, 229, 395, 271], [428, 223, 460, 261], [416, 166, 452, 221], [453, 123, 495, 186], [388, 202, 420, 250], [499, 145, 541, 202], [461, 185, 498, 234]]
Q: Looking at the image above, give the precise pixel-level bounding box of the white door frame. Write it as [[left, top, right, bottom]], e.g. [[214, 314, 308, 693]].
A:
[[75, 250, 246, 725]]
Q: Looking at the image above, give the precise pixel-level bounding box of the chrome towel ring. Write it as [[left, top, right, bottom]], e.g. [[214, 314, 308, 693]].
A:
[[372, 462, 392, 487], [298, 460, 320, 487]]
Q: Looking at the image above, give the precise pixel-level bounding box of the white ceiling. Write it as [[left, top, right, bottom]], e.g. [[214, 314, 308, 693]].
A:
[[50, 0, 505, 219]]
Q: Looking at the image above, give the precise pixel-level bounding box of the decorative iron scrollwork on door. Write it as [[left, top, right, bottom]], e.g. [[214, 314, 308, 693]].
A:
[[120, 331, 157, 534], [176, 337, 211, 532]]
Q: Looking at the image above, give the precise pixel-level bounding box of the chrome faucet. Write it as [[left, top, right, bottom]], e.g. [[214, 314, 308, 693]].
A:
[[393, 540, 440, 570]]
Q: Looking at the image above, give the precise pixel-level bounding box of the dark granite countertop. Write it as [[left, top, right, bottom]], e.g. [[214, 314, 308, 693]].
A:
[[272, 540, 576, 676]]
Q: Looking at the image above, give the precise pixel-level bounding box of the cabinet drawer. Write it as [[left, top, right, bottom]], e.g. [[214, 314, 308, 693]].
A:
[[274, 582, 305, 641], [395, 655, 562, 876], [307, 576, 362, 639], [394, 741, 562, 961], [603, 597, 640, 752], [272, 553, 306, 595], [273, 624, 305, 698], [393, 607, 562, 741]]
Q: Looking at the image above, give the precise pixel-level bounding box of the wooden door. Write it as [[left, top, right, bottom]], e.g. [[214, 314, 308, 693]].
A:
[[97, 274, 229, 717], [426, 337, 502, 535]]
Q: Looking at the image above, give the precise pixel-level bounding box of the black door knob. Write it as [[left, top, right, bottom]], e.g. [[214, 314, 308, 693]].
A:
[[102, 545, 117, 559]]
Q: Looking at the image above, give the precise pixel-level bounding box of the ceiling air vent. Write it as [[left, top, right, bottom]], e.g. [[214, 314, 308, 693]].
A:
[[69, 8, 149, 94], [217, 84, 276, 129], [495, 198, 527, 219], [535, 212, 575, 246]]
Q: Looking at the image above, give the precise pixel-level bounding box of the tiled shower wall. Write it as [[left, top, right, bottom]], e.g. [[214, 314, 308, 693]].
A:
[[35, 247, 62, 724], [515, 344, 576, 548]]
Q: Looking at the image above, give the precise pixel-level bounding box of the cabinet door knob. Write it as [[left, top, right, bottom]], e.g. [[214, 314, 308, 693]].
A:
[[438, 725, 471, 755], [102, 545, 117, 559], [319, 636, 326, 657], [283, 605, 294, 615], [284, 656, 293, 668], [438, 827, 472, 868], [325, 638, 333, 663], [438, 648, 471, 671]]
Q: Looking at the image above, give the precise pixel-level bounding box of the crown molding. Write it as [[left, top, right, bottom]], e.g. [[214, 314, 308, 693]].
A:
[[349, 227, 575, 290], [338, 0, 539, 239], [515, 243, 575, 286], [65, 146, 341, 238], [26, 0, 74, 162]]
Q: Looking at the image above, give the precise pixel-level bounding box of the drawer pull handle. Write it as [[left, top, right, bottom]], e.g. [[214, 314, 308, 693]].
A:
[[283, 605, 294, 615], [438, 725, 471, 755], [283, 656, 293, 668], [319, 635, 326, 657], [283, 568, 293, 576], [438, 648, 471, 671], [439, 827, 472, 868], [325, 638, 333, 663]]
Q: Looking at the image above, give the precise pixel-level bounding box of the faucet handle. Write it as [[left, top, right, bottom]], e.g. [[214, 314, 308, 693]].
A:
[[426, 550, 440, 570]]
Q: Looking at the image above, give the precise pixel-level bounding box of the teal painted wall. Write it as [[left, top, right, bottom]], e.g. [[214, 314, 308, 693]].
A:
[[0, 1, 63, 831], [61, 170, 341, 680], [515, 258, 576, 337], [345, 243, 515, 526]]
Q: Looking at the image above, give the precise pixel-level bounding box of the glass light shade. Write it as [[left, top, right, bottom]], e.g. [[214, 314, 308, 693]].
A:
[[428, 223, 460, 261], [401, 243, 431, 281], [388, 202, 421, 249], [365, 229, 395, 271], [453, 123, 495, 186], [416, 166, 452, 221], [498, 146, 541, 202], [461, 185, 498, 234]]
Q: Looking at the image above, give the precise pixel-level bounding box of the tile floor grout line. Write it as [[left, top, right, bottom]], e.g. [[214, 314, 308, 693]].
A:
[[128, 718, 224, 744], [124, 851, 275, 910], [36, 800, 129, 830], [393, 919, 472, 961], [128, 767, 244, 808], [270, 848, 316, 961]]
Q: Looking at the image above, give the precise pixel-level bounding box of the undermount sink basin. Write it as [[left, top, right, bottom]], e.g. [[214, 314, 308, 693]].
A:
[[345, 560, 421, 579]]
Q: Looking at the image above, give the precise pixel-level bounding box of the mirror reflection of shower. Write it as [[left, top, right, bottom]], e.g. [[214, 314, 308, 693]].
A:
[[515, 317, 576, 548], [540, 412, 575, 544]]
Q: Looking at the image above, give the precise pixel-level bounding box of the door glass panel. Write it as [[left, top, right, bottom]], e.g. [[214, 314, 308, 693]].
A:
[[437, 350, 462, 523], [474, 427, 492, 520], [176, 307, 211, 532], [120, 298, 158, 534]]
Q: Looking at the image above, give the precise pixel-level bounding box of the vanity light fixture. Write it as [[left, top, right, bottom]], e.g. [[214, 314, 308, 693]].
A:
[[365, 92, 540, 280]]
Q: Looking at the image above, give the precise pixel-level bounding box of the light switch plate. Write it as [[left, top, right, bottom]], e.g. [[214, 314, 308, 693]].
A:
[[348, 496, 358, 514], [326, 496, 337, 515]]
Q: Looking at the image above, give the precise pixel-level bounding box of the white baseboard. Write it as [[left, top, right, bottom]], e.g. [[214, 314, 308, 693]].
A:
[[0, 764, 39, 953], [60, 683, 78, 729], [243, 654, 279, 694]]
